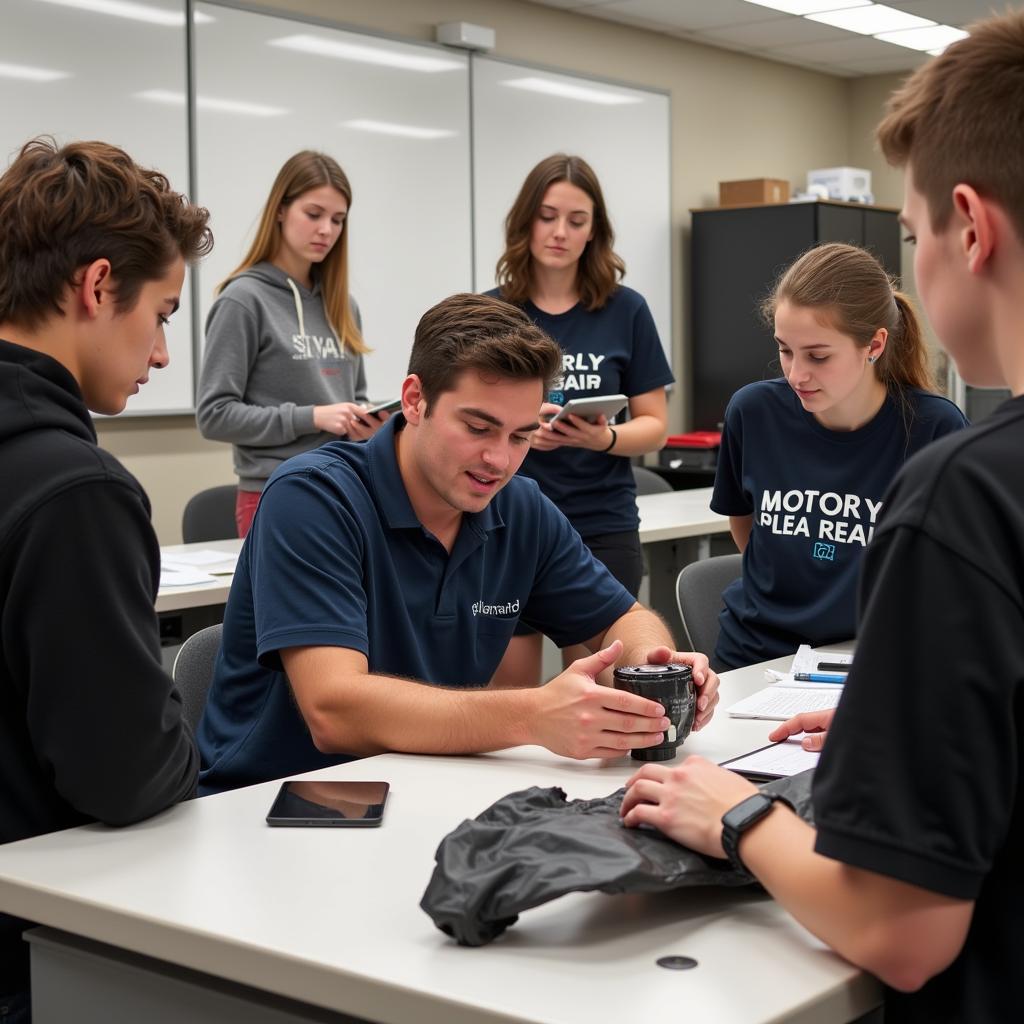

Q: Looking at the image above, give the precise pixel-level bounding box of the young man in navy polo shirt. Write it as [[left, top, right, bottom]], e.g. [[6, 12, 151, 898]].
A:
[[199, 293, 720, 793], [621, 11, 1024, 1021]]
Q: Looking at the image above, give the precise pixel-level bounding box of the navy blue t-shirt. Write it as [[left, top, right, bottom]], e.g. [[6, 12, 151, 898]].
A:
[[197, 415, 635, 793], [487, 286, 674, 537], [711, 380, 968, 669]]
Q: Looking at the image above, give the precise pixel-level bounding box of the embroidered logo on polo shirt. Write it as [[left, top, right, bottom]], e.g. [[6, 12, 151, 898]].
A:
[[472, 599, 521, 617]]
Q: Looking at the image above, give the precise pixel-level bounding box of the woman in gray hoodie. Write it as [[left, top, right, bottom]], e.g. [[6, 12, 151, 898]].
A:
[[197, 151, 386, 537]]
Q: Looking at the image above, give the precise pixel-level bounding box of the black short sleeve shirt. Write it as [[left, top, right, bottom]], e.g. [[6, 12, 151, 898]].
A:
[[812, 395, 1024, 1022]]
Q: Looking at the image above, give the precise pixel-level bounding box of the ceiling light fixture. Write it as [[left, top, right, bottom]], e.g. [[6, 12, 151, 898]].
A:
[[876, 24, 969, 52], [807, 4, 935, 35], [743, 0, 869, 15]]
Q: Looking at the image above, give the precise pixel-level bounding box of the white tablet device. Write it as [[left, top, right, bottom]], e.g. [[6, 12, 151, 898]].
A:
[[547, 394, 628, 425]]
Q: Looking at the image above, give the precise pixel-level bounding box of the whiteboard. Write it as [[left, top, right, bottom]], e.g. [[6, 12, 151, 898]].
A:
[[193, 3, 473, 401], [471, 57, 672, 366], [1, 0, 195, 415]]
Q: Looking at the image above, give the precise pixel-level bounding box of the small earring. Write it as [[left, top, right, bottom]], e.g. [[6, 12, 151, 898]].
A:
[[867, 355, 877, 364]]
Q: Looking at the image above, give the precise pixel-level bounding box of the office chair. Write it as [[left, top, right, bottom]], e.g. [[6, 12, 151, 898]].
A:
[[632, 465, 673, 495], [675, 553, 742, 656], [172, 623, 222, 733], [182, 485, 237, 543]]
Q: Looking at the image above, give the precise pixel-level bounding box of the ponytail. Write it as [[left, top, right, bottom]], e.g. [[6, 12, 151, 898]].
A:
[[877, 291, 935, 393]]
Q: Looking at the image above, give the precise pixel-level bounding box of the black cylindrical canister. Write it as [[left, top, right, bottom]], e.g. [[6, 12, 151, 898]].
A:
[[612, 663, 695, 762]]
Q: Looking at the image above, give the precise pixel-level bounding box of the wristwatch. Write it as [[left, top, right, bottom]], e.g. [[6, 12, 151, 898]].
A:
[[720, 792, 792, 873]]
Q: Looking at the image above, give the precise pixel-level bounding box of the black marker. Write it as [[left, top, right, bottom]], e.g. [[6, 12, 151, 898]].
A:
[[817, 661, 851, 672]]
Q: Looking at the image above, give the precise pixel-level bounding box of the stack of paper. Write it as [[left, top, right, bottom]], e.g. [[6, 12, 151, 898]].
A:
[[727, 644, 849, 721], [159, 548, 239, 588], [727, 685, 841, 721], [159, 565, 220, 588]]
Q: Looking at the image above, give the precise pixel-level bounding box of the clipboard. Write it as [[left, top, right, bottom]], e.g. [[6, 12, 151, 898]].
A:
[[719, 738, 820, 782]]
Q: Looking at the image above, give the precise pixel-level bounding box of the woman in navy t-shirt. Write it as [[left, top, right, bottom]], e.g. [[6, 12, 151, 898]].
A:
[[488, 154, 675, 684], [711, 243, 968, 670]]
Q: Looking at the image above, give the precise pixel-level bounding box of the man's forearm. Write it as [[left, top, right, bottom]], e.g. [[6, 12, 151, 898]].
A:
[[301, 669, 538, 757], [739, 807, 972, 992]]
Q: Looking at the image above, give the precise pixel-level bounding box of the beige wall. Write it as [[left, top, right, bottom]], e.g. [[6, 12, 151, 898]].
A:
[[100, 0, 888, 543], [847, 72, 906, 208], [846, 71, 950, 384]]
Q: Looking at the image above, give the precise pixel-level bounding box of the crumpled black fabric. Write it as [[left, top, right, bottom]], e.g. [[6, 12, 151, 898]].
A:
[[421, 770, 815, 946]]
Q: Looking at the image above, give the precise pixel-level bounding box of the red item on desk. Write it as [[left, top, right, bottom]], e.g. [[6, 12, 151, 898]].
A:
[[664, 431, 721, 449]]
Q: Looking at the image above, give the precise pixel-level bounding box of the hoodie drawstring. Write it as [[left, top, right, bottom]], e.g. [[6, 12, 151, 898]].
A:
[[285, 277, 306, 339], [285, 276, 347, 359]]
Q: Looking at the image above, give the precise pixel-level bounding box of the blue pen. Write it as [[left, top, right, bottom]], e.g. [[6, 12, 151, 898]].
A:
[[793, 672, 847, 684]]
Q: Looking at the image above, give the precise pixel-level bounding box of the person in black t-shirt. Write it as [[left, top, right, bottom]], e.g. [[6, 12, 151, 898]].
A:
[[620, 11, 1024, 1021], [486, 154, 675, 687], [712, 243, 967, 671], [0, 139, 212, 1020]]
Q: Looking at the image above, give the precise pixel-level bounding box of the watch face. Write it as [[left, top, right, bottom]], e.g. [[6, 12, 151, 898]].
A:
[[723, 793, 774, 831]]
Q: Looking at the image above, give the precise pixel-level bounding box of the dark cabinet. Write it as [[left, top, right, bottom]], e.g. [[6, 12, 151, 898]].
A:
[[690, 200, 901, 430]]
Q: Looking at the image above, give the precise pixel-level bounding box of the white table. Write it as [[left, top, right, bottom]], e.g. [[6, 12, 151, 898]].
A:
[[0, 654, 879, 1024], [156, 538, 243, 615], [635, 487, 729, 638]]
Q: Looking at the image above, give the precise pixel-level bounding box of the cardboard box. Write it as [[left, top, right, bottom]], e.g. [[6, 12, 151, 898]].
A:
[[718, 178, 790, 207], [807, 166, 872, 202]]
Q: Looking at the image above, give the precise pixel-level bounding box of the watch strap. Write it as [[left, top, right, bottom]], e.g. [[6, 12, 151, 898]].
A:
[[721, 792, 794, 874]]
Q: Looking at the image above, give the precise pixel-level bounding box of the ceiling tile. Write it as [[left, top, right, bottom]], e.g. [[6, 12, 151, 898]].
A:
[[593, 0, 788, 32], [837, 50, 931, 73], [756, 48, 862, 74], [770, 34, 911, 61], [526, 0, 602, 8], [528, 0, 1024, 78], [697, 16, 852, 47], [886, 0, 1024, 28]]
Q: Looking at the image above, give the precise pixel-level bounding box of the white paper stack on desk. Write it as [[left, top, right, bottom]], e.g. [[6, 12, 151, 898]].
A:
[[159, 548, 239, 588], [727, 644, 851, 721]]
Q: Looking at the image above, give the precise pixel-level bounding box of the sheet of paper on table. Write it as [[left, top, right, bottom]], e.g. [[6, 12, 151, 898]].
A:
[[720, 737, 820, 778]]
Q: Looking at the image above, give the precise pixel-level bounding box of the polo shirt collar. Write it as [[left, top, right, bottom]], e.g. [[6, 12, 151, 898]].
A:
[[366, 414, 505, 536]]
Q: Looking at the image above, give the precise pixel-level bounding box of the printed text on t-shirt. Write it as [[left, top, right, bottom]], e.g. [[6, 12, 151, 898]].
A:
[[555, 352, 605, 392], [759, 489, 883, 547]]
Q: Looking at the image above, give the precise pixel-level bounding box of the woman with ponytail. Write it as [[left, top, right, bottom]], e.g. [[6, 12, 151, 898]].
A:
[[197, 151, 384, 537], [710, 242, 967, 670]]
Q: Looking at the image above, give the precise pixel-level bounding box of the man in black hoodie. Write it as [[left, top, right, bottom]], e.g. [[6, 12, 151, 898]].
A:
[[0, 138, 212, 1019]]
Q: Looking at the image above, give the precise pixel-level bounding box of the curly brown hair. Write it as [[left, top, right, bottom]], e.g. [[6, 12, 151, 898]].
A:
[[495, 154, 624, 311], [0, 137, 212, 331]]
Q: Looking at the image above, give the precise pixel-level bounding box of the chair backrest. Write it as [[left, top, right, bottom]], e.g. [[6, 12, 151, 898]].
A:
[[632, 466, 673, 495], [182, 485, 237, 543], [675, 554, 743, 657], [172, 623, 223, 732]]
